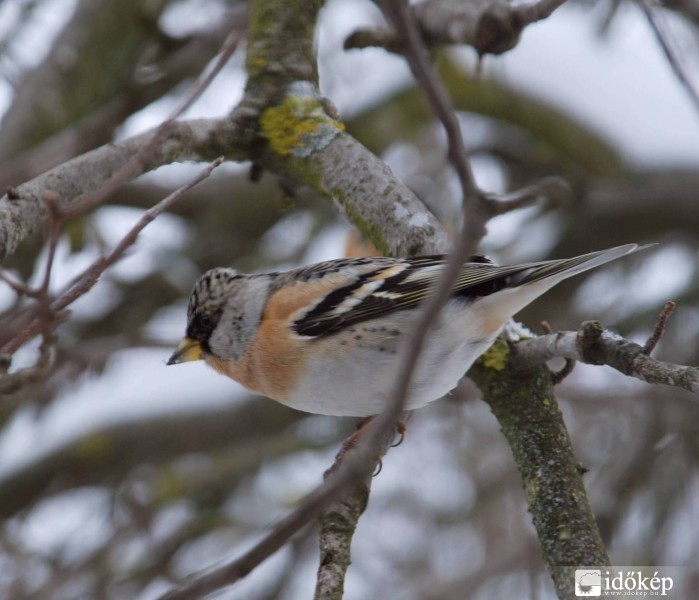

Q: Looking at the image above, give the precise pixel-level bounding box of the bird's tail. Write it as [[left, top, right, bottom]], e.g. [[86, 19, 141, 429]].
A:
[[511, 243, 654, 288]]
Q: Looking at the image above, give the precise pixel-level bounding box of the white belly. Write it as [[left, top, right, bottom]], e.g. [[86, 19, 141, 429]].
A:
[[286, 300, 501, 417]]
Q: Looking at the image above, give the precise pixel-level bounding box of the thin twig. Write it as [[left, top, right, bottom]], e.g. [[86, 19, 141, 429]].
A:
[[637, 0, 699, 117], [642, 300, 676, 355], [381, 0, 486, 254], [0, 26, 242, 359], [60, 28, 242, 221], [55, 157, 224, 311], [513, 0, 569, 26], [513, 317, 699, 394], [489, 176, 570, 216], [39, 191, 63, 297], [0, 271, 34, 297], [541, 320, 576, 384], [0, 158, 224, 356]]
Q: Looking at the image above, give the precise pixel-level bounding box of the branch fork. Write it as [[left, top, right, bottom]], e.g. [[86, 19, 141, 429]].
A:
[[514, 302, 698, 394]]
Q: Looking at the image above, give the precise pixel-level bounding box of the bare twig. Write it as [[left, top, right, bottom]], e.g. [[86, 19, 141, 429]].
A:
[[0, 157, 224, 357], [39, 191, 63, 296], [489, 176, 570, 216], [346, 0, 569, 56], [0, 271, 34, 297], [306, 3, 496, 596], [513, 317, 699, 394], [541, 320, 576, 384], [513, 0, 569, 26], [61, 29, 242, 221], [642, 300, 676, 354], [637, 0, 699, 117], [381, 0, 486, 255], [0, 332, 57, 394], [306, 2, 507, 595], [0, 17, 240, 358], [55, 158, 224, 311], [0, 190, 65, 304]]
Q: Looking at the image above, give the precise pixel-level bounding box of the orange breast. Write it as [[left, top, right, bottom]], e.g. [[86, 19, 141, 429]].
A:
[[204, 290, 315, 403]]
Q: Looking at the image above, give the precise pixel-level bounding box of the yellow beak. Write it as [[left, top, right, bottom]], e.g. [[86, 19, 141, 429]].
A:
[[167, 337, 204, 365]]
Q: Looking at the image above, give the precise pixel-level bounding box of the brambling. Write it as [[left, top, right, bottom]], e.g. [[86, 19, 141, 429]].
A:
[[168, 244, 648, 417]]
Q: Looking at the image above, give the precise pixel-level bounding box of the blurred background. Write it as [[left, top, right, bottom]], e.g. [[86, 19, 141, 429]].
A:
[[0, 0, 698, 598]]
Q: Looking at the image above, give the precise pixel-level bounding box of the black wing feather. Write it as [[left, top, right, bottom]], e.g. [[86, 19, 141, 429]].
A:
[[292, 255, 529, 338]]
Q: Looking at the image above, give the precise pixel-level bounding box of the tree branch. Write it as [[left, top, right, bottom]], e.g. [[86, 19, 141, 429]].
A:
[[513, 317, 699, 395], [0, 157, 223, 358], [637, 0, 699, 117], [0, 21, 244, 260], [381, 0, 485, 254], [0, 117, 243, 259], [0, 13, 247, 191], [313, 474, 369, 600], [346, 0, 569, 56], [468, 342, 610, 598]]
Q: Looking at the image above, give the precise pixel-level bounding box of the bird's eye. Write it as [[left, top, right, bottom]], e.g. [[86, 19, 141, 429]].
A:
[[198, 314, 212, 329]]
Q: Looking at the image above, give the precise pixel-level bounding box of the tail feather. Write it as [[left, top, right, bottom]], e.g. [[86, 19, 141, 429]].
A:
[[513, 243, 654, 288], [466, 243, 655, 341]]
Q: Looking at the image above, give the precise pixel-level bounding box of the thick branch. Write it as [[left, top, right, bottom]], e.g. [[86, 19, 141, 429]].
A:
[[0, 0, 169, 161], [469, 343, 610, 599], [514, 320, 699, 394], [0, 15, 247, 190], [314, 476, 369, 600], [0, 117, 244, 259], [346, 0, 568, 56], [258, 130, 448, 257]]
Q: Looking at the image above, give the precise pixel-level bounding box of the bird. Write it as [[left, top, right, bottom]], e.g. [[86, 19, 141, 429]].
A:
[[168, 243, 649, 417]]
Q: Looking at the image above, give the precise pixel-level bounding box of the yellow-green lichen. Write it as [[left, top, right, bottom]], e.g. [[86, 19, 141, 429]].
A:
[[479, 337, 510, 371], [260, 96, 344, 157]]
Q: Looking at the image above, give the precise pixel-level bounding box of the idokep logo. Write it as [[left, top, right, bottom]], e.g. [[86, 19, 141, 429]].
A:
[[575, 569, 601, 596], [573, 567, 676, 597]]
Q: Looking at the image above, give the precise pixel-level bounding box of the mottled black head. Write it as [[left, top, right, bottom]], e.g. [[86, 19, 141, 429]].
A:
[[186, 268, 241, 353], [180, 267, 272, 361]]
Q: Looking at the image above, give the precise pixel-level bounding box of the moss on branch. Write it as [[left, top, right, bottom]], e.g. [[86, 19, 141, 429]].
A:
[[260, 96, 345, 157]]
